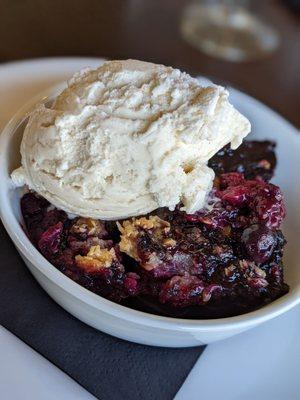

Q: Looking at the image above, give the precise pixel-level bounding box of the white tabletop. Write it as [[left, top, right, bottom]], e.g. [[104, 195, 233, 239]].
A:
[[176, 304, 300, 400], [0, 326, 96, 400]]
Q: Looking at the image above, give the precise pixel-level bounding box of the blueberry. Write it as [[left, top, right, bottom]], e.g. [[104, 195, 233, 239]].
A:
[[242, 224, 276, 263]]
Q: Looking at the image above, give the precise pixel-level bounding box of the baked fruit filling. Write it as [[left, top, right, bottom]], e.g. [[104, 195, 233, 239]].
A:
[[20, 140, 288, 318]]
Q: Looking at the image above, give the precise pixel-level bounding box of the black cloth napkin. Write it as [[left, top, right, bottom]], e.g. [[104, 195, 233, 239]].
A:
[[0, 222, 204, 400]]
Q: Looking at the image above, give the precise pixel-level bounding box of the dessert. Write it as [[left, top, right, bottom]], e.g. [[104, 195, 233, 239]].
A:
[[12, 60, 288, 319]]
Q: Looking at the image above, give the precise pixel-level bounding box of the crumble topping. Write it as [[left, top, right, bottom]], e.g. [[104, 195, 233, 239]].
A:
[[75, 245, 116, 273], [70, 218, 106, 237], [117, 216, 171, 260], [162, 238, 177, 248]]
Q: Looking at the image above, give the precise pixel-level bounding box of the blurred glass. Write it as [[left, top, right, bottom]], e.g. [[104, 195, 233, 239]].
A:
[[181, 0, 280, 62]]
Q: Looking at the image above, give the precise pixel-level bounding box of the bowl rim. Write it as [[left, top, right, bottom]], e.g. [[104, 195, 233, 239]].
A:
[[1, 85, 300, 332]]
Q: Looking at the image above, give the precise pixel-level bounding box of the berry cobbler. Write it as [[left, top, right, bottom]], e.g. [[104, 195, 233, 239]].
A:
[[20, 140, 288, 319], [12, 61, 287, 319]]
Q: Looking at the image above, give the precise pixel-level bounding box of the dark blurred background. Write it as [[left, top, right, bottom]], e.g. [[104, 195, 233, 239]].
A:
[[0, 0, 299, 125]]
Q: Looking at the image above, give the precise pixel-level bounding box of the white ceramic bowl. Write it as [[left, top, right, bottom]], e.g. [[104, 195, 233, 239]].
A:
[[1, 86, 300, 348]]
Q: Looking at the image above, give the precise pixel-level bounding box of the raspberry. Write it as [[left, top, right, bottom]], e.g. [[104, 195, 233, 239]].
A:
[[38, 222, 63, 259]]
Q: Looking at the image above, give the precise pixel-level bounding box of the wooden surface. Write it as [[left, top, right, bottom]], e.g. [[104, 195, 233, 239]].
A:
[[0, 0, 299, 126]]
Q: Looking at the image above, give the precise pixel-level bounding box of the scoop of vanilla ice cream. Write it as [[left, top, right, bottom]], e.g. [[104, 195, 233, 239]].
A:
[[11, 59, 250, 219]]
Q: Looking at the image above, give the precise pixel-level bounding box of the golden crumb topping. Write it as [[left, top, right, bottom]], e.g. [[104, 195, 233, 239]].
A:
[[117, 216, 171, 260], [75, 245, 116, 272], [70, 218, 105, 237], [162, 238, 177, 248]]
